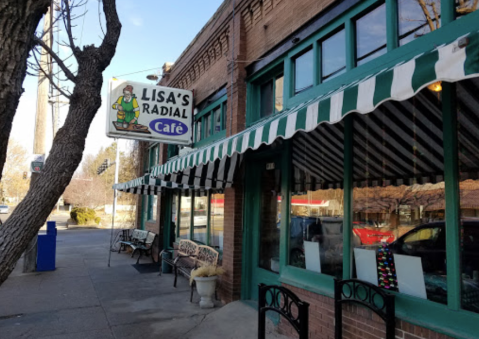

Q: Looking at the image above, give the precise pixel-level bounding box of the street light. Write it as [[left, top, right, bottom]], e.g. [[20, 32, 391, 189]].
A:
[[146, 74, 159, 81]]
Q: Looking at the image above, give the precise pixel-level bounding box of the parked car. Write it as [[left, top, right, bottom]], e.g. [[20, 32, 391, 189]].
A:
[[0, 205, 9, 214], [389, 220, 479, 275]]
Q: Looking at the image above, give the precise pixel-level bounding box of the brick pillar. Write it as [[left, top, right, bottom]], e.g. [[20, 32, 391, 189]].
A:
[[219, 9, 248, 304], [226, 9, 247, 137], [220, 180, 244, 303]]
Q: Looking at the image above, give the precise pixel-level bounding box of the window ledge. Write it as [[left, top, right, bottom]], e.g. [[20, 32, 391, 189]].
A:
[[193, 130, 226, 148]]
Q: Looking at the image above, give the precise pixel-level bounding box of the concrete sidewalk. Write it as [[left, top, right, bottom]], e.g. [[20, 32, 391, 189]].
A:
[[0, 229, 288, 339]]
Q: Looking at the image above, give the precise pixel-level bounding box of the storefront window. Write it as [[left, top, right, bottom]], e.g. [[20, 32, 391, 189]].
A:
[[398, 0, 441, 46], [289, 124, 344, 278], [457, 78, 479, 314], [170, 193, 178, 245], [356, 4, 387, 65], [180, 195, 191, 239], [322, 29, 346, 81], [193, 195, 208, 244], [259, 168, 282, 272], [210, 193, 224, 250], [294, 49, 313, 94], [352, 87, 446, 304], [151, 196, 157, 221]]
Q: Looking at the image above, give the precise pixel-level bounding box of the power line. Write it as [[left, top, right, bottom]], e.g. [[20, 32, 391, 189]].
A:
[[113, 67, 163, 78]]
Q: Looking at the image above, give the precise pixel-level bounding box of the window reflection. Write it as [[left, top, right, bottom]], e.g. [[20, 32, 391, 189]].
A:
[[322, 29, 346, 81], [275, 75, 284, 113], [260, 80, 273, 118], [210, 193, 224, 250], [193, 195, 208, 244], [294, 49, 314, 94], [213, 107, 222, 133], [456, 0, 479, 16], [204, 114, 211, 139], [195, 120, 202, 142], [259, 168, 281, 273], [457, 78, 479, 314], [289, 124, 344, 278], [180, 196, 191, 239], [352, 87, 447, 303], [398, 0, 441, 46], [356, 4, 387, 65]]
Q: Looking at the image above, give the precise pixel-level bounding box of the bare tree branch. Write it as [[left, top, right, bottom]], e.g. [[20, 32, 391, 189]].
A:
[[32, 50, 72, 99], [98, 0, 122, 64], [33, 36, 77, 83], [62, 0, 79, 56]]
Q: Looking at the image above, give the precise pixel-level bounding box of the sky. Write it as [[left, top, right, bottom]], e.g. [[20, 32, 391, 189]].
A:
[[11, 0, 224, 160]]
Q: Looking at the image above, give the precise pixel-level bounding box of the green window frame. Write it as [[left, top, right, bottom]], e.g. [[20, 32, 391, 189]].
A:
[[247, 0, 476, 125], [194, 95, 227, 148]]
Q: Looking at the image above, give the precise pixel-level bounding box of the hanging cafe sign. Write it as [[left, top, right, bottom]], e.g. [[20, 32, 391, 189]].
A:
[[106, 79, 193, 144]]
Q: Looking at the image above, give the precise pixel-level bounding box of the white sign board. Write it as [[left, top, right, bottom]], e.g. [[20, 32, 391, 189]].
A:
[[394, 254, 427, 299], [354, 248, 378, 286], [106, 79, 193, 144], [304, 241, 321, 273]]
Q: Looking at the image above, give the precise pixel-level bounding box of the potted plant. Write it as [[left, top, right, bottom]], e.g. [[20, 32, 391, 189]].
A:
[[190, 265, 225, 309]]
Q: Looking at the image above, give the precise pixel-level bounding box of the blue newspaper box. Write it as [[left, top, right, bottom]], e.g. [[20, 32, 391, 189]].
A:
[[37, 221, 57, 271]]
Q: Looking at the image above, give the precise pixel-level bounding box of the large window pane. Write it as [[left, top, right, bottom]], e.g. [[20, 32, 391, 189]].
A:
[[399, 0, 441, 46], [204, 114, 211, 139], [289, 124, 344, 278], [322, 29, 346, 81], [213, 106, 222, 134], [193, 195, 208, 244], [275, 75, 284, 113], [210, 193, 224, 250], [457, 78, 479, 314], [356, 4, 387, 65], [180, 195, 191, 239], [195, 120, 202, 142], [260, 80, 273, 118], [352, 88, 446, 303], [294, 49, 314, 94]]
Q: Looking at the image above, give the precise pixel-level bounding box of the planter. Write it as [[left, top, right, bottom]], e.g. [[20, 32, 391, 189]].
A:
[[194, 275, 218, 309]]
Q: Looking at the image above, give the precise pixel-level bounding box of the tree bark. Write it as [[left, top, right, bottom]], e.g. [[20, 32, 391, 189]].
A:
[[0, 0, 51, 182], [0, 0, 121, 286]]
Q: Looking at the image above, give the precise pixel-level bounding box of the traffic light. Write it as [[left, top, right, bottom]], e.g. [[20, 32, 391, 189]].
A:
[[23, 172, 27, 180], [96, 159, 111, 175]]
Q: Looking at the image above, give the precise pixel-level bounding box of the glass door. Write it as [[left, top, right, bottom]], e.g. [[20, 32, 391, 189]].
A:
[[244, 157, 282, 300]]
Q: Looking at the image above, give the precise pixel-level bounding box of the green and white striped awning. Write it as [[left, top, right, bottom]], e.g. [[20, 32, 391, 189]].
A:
[[151, 31, 479, 177], [112, 174, 212, 195]]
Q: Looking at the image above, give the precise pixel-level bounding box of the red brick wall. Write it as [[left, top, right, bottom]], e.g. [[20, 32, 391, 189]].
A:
[[278, 284, 456, 339]]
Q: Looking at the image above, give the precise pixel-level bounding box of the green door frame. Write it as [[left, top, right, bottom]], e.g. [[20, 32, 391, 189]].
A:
[[241, 142, 291, 300]]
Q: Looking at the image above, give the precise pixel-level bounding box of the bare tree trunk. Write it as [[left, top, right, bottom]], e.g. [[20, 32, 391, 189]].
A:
[[0, 0, 51, 182], [0, 0, 121, 286]]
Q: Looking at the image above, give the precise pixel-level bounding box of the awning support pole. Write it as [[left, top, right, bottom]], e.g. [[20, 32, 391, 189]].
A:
[[108, 139, 120, 267]]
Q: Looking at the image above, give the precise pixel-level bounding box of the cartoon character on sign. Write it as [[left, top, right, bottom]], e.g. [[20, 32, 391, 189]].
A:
[[112, 85, 140, 128]]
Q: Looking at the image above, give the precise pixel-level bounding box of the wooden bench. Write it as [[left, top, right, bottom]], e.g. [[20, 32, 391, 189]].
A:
[[160, 239, 219, 302], [118, 229, 157, 264]]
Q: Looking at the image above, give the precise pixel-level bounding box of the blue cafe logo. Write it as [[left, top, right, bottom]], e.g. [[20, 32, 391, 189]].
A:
[[149, 118, 188, 136]]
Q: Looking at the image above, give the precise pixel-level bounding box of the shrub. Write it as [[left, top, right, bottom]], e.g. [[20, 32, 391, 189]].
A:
[[70, 207, 99, 225]]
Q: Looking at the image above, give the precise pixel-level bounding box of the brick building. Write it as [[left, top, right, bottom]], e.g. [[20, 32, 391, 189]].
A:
[[115, 0, 479, 338]]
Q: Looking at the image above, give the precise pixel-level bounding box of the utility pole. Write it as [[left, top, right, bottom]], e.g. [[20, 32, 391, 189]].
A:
[[108, 140, 120, 267], [24, 4, 53, 273]]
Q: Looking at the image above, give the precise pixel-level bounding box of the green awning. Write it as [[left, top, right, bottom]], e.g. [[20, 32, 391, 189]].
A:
[[112, 174, 212, 195], [152, 31, 479, 177]]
